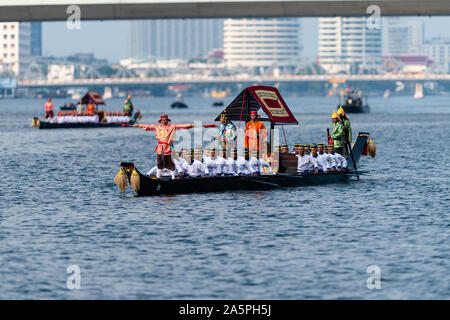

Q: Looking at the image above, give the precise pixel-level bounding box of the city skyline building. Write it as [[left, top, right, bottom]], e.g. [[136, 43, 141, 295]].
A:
[[318, 17, 382, 74], [423, 37, 450, 73], [0, 22, 30, 77], [130, 19, 223, 60], [383, 17, 424, 55], [223, 18, 302, 70], [30, 22, 42, 57]]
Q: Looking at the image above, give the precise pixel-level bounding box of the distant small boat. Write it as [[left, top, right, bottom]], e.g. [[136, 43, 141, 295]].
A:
[[171, 93, 188, 108], [171, 101, 188, 109], [339, 94, 370, 113], [59, 103, 76, 111], [384, 89, 390, 99], [212, 101, 224, 107]]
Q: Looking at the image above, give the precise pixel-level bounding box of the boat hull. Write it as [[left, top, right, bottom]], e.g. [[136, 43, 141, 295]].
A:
[[34, 112, 141, 129], [341, 104, 370, 113], [121, 164, 350, 197]]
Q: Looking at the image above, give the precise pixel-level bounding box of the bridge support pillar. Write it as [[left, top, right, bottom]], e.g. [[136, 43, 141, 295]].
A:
[[414, 82, 424, 99]]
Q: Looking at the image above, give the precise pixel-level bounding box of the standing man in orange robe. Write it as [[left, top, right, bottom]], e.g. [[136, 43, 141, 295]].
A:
[[44, 98, 54, 119], [86, 100, 96, 115], [244, 111, 267, 155], [134, 114, 195, 179]]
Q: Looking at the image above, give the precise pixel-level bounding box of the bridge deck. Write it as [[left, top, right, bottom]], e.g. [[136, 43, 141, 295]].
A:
[[1, 0, 450, 21]]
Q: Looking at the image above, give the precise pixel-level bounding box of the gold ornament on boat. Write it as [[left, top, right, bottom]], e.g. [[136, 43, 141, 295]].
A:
[[130, 169, 140, 193], [114, 169, 128, 193], [367, 138, 376, 158]]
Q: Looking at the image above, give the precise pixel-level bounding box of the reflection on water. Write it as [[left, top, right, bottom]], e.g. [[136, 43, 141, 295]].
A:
[[0, 96, 449, 299]]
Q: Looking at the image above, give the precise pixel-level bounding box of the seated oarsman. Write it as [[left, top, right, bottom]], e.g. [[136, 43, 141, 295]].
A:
[[249, 150, 273, 175], [172, 150, 185, 178], [316, 143, 332, 171], [304, 144, 311, 155], [203, 147, 226, 177], [281, 144, 290, 154], [297, 144, 319, 174], [224, 148, 239, 176], [293, 143, 301, 155], [309, 144, 328, 173], [322, 145, 337, 171], [236, 149, 254, 175], [184, 149, 207, 177], [328, 144, 347, 171], [181, 149, 193, 175], [203, 147, 211, 163], [214, 148, 227, 175]]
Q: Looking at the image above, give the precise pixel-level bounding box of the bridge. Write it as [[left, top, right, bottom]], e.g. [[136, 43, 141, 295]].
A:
[[18, 74, 450, 88], [1, 0, 450, 21]]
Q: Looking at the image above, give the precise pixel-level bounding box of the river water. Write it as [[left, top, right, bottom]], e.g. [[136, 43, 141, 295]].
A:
[[0, 95, 449, 299]]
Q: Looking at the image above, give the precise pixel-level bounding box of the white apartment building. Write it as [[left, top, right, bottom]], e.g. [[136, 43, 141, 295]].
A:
[[384, 17, 423, 55], [0, 22, 30, 77], [318, 17, 382, 74], [423, 38, 450, 73], [223, 18, 302, 70]]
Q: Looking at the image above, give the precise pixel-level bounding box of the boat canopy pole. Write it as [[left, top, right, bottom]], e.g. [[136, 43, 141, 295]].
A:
[[235, 89, 247, 149], [281, 125, 288, 146]]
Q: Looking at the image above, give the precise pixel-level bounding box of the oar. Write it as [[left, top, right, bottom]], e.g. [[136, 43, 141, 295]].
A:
[[340, 119, 359, 181], [119, 123, 218, 128]]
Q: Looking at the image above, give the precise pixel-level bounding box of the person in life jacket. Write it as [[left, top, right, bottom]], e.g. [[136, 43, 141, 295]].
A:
[[44, 98, 55, 119], [123, 95, 134, 116], [330, 111, 347, 158], [86, 100, 96, 115]]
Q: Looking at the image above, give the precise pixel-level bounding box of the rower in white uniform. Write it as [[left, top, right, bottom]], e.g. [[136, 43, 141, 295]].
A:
[[224, 149, 239, 176], [248, 150, 273, 175], [296, 144, 319, 174], [203, 147, 226, 177], [236, 149, 253, 175], [321, 145, 337, 171], [328, 144, 347, 171], [309, 144, 328, 173]]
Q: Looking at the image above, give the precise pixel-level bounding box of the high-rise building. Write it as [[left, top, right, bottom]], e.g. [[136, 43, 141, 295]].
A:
[[30, 22, 42, 56], [0, 22, 30, 77], [130, 19, 223, 59], [318, 17, 382, 74], [384, 18, 423, 55], [223, 18, 302, 70], [423, 38, 450, 73]]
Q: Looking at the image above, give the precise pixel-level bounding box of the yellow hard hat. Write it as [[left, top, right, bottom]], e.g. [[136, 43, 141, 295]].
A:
[[332, 111, 339, 119], [337, 106, 345, 116]]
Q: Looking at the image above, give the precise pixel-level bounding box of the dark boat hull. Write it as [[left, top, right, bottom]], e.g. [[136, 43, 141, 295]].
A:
[[341, 104, 370, 114], [35, 112, 140, 129], [171, 101, 188, 108], [116, 132, 370, 196], [121, 165, 350, 197]]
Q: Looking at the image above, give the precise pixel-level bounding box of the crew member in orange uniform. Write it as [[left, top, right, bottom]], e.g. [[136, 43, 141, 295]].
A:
[[86, 100, 96, 115], [134, 114, 195, 179], [244, 110, 267, 154], [44, 98, 54, 119]]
